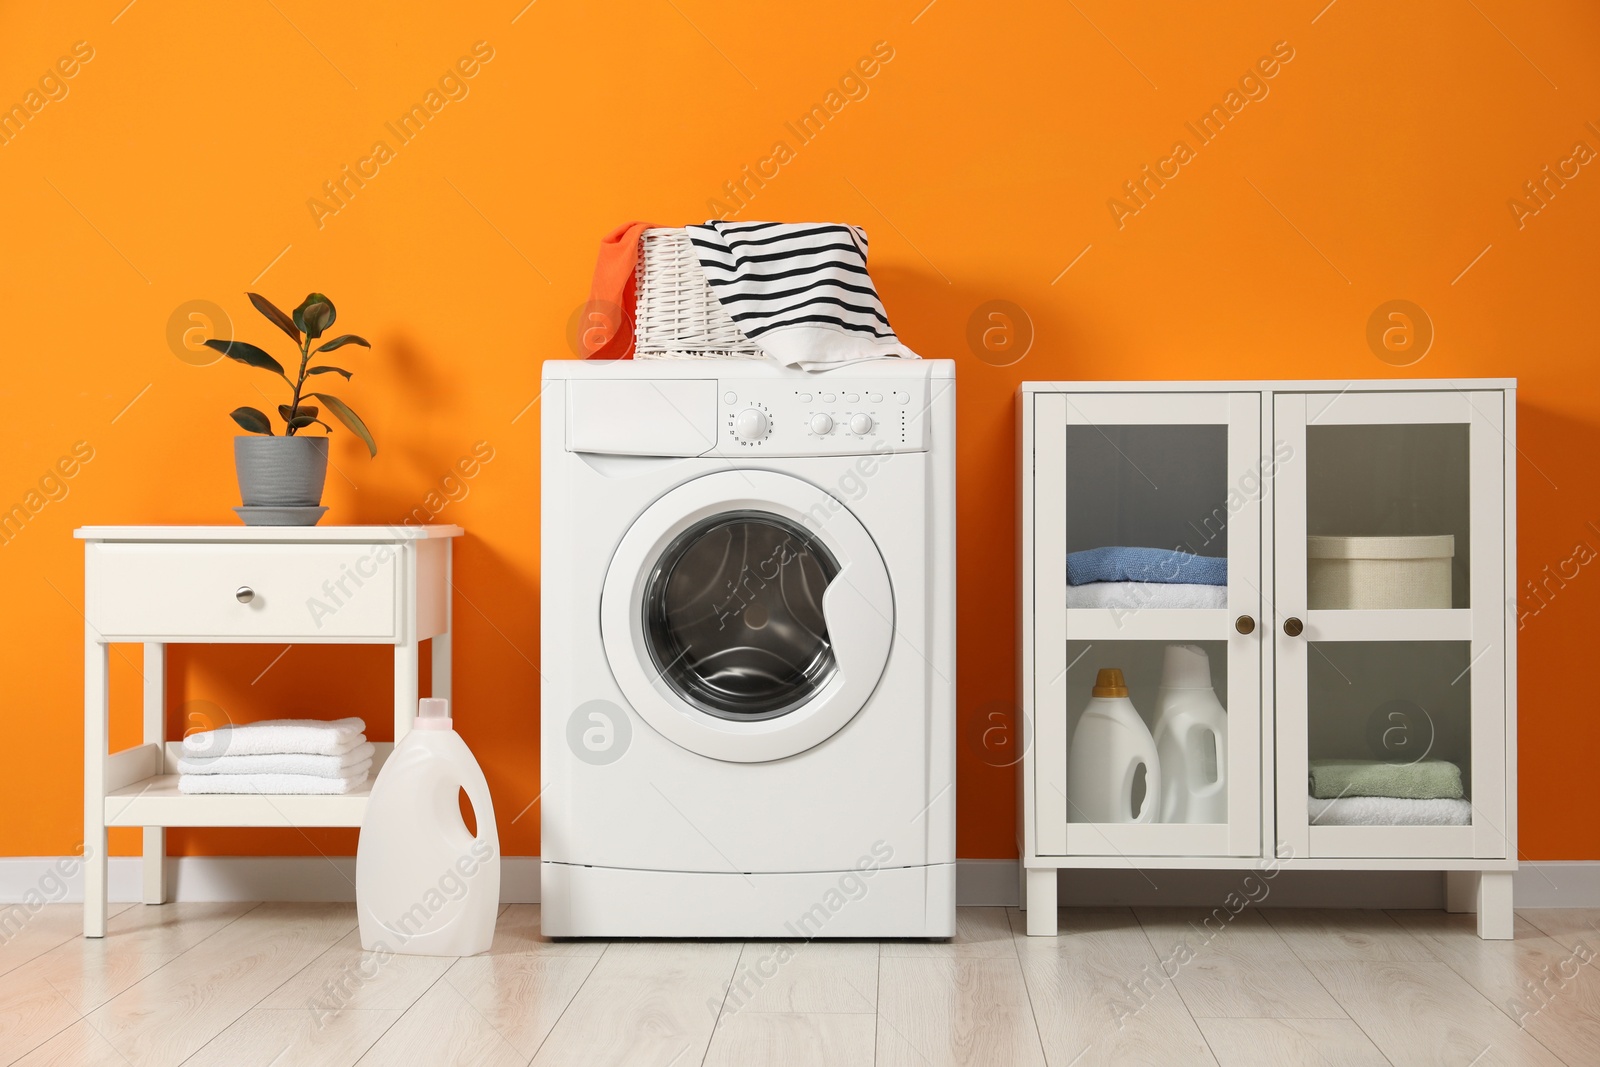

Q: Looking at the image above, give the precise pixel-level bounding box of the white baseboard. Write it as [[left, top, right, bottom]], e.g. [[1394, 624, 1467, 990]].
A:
[[1508, 862, 1600, 909], [4, 857, 1597, 909], [0, 857, 543, 906]]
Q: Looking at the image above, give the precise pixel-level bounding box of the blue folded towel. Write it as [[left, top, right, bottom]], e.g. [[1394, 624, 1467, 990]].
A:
[[1066, 546, 1227, 587]]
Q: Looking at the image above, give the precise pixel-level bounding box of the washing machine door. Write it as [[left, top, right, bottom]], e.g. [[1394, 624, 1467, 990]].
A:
[[600, 470, 894, 763]]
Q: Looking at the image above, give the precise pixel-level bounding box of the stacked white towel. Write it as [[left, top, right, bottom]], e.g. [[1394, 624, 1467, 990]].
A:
[[1307, 795, 1473, 826], [1065, 581, 1228, 611], [178, 718, 372, 795]]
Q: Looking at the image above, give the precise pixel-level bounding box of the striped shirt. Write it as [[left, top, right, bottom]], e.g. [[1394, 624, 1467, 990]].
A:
[[687, 221, 918, 367]]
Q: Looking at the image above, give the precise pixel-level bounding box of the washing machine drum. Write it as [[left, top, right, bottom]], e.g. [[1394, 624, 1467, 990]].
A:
[[602, 471, 894, 763]]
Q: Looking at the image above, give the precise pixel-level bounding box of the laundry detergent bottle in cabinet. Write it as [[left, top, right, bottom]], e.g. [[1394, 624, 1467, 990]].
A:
[[357, 699, 500, 956], [1151, 644, 1228, 824], [1067, 668, 1161, 823]]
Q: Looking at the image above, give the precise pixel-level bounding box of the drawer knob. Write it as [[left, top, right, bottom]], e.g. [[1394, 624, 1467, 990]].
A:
[[1234, 614, 1255, 635], [235, 586, 256, 604], [1283, 616, 1304, 637]]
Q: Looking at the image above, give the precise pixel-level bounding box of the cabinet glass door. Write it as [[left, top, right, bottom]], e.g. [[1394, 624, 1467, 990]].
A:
[[1033, 392, 1262, 858], [1274, 390, 1507, 860]]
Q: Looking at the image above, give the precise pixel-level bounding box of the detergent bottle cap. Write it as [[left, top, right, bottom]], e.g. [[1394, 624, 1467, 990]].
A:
[[1092, 668, 1129, 698], [1160, 644, 1213, 689], [415, 698, 452, 730]]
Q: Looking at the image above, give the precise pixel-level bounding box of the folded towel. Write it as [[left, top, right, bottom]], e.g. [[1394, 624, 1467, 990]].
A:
[[1066, 547, 1227, 587], [687, 221, 919, 369], [181, 717, 367, 758], [1066, 581, 1228, 610], [178, 742, 376, 778], [177, 759, 372, 795], [1308, 794, 1472, 826], [1308, 758, 1464, 800]]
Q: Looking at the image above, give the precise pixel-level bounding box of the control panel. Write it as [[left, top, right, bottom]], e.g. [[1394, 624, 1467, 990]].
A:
[[715, 379, 930, 456]]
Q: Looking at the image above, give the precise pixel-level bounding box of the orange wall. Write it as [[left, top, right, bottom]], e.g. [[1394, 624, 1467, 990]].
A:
[[3, 1, 1598, 862]]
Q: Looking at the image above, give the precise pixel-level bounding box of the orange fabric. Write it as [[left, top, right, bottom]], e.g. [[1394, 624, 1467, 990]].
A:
[[580, 221, 658, 359]]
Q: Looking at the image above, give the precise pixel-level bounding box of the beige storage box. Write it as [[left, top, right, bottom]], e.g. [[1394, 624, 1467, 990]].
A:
[[1306, 534, 1454, 609]]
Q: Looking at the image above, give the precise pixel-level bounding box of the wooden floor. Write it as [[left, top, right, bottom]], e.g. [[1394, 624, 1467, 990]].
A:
[[2, 904, 1597, 1066]]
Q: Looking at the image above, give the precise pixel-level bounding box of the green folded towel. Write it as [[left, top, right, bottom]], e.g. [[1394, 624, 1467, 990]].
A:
[[1308, 759, 1464, 800]]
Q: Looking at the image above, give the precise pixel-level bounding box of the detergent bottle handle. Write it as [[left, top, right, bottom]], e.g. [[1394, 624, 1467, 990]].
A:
[[1194, 723, 1227, 797], [1121, 753, 1161, 824], [457, 758, 499, 854]]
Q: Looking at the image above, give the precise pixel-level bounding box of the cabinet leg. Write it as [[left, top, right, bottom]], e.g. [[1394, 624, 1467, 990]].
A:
[[142, 644, 167, 905], [1025, 869, 1057, 936], [1017, 858, 1027, 911], [431, 630, 452, 704], [432, 541, 453, 704], [84, 636, 107, 938], [1478, 872, 1514, 940], [142, 829, 166, 905], [395, 637, 419, 743], [1444, 870, 1477, 913]]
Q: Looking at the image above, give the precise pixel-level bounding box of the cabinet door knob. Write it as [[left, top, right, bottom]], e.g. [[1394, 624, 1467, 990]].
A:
[[1234, 615, 1255, 635], [235, 586, 255, 604], [1283, 616, 1304, 637]]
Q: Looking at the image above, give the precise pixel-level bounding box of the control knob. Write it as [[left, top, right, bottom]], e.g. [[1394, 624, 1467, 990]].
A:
[[809, 413, 835, 435], [849, 413, 874, 435], [734, 408, 770, 442]]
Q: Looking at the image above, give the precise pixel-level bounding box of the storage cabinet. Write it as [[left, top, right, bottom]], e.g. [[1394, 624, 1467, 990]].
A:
[[75, 525, 462, 938], [1017, 381, 1516, 939]]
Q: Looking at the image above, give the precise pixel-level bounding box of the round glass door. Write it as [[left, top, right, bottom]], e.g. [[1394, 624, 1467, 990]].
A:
[[601, 469, 894, 763], [644, 511, 839, 721]]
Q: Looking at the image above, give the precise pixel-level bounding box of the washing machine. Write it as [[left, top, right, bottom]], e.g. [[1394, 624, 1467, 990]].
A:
[[539, 358, 955, 937]]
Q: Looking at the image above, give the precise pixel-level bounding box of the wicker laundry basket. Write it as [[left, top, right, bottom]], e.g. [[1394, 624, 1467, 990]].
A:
[[1306, 534, 1455, 609], [633, 228, 765, 360]]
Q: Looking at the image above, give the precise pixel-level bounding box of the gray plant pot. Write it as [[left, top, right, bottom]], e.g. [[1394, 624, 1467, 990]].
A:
[[234, 435, 329, 507]]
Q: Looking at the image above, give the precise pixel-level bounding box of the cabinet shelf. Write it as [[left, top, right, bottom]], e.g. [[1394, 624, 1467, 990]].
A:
[[1062, 607, 1231, 641], [104, 742, 392, 828], [1303, 608, 1472, 642]]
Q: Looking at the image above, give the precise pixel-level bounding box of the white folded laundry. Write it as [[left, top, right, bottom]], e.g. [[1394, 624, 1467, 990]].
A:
[[178, 742, 376, 778], [182, 717, 367, 758], [1307, 794, 1472, 826], [1066, 581, 1228, 611], [178, 759, 373, 795]]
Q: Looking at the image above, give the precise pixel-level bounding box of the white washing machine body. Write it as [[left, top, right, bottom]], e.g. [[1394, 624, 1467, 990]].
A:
[[540, 358, 955, 937]]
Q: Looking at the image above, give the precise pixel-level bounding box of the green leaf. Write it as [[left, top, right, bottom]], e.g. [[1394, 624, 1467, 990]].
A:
[[306, 365, 352, 380], [314, 334, 369, 354], [204, 339, 286, 376], [229, 406, 274, 434], [285, 414, 318, 431], [294, 293, 336, 339], [278, 404, 318, 422], [310, 392, 376, 457], [247, 292, 301, 344]]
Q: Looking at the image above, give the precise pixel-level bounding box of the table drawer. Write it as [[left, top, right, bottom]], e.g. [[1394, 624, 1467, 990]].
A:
[[86, 543, 397, 639]]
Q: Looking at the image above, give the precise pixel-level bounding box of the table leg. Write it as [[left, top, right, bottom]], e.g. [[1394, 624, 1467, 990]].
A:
[[395, 637, 419, 743], [84, 635, 108, 938], [432, 542, 453, 704], [142, 643, 167, 905]]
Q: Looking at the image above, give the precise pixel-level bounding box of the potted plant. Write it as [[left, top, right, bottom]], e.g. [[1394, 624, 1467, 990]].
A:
[[206, 292, 376, 524]]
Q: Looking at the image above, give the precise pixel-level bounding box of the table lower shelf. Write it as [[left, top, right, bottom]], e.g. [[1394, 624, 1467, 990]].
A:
[[103, 743, 391, 828]]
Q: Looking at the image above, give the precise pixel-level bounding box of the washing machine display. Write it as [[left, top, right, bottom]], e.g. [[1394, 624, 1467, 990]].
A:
[[643, 510, 838, 721]]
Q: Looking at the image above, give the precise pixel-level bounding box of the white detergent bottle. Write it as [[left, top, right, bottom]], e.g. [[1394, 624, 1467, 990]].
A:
[[1067, 668, 1161, 823], [1152, 644, 1229, 824], [357, 698, 499, 956]]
